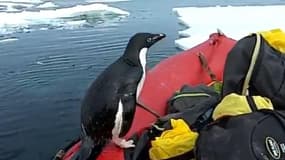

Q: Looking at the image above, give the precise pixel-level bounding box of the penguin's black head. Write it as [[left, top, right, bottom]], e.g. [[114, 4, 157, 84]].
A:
[[129, 32, 166, 48], [123, 32, 166, 65]]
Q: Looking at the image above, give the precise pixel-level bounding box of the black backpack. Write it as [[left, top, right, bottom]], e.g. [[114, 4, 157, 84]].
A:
[[222, 33, 285, 109], [196, 109, 285, 160], [197, 32, 285, 159], [166, 84, 220, 130], [167, 84, 219, 113]]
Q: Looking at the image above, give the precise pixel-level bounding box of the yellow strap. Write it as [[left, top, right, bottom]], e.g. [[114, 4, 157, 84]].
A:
[[172, 93, 211, 100], [242, 34, 261, 95]]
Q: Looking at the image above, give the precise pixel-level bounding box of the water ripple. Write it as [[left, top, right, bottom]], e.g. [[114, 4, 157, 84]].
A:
[[0, 32, 131, 106], [0, 147, 25, 160]]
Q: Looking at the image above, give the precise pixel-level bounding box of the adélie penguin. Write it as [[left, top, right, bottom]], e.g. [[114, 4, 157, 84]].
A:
[[73, 32, 166, 160]]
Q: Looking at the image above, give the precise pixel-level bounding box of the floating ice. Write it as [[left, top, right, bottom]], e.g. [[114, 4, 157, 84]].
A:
[[0, 0, 42, 3], [0, 3, 129, 35], [173, 5, 285, 50], [0, 2, 34, 12], [36, 61, 44, 65], [0, 37, 18, 43], [86, 0, 129, 2], [0, 0, 42, 12], [36, 2, 58, 9]]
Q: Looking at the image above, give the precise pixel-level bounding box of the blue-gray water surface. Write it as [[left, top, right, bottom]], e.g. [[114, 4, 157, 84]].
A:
[[1, 0, 285, 159]]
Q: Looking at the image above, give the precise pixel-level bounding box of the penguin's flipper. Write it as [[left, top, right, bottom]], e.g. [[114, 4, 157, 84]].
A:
[[117, 73, 140, 137], [110, 68, 141, 143], [120, 94, 137, 137], [111, 99, 136, 148]]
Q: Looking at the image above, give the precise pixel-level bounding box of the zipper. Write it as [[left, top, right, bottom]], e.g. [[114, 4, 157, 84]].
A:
[[171, 93, 211, 101], [246, 96, 258, 112]]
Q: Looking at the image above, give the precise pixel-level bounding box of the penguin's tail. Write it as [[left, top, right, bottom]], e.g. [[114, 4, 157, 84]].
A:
[[70, 136, 104, 160]]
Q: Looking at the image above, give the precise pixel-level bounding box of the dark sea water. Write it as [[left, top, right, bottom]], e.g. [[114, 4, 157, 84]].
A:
[[1, 0, 285, 159]]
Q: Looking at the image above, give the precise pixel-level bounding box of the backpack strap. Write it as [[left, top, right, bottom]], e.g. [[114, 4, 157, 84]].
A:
[[169, 93, 211, 102], [242, 33, 261, 95], [246, 96, 258, 112]]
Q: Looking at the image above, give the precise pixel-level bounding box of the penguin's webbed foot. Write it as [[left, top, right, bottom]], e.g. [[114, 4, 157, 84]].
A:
[[112, 137, 135, 148]]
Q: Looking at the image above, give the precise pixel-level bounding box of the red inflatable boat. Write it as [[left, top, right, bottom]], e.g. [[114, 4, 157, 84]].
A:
[[59, 33, 236, 160]]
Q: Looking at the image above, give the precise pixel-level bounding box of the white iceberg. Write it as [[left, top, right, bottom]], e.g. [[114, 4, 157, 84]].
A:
[[173, 5, 285, 50], [0, 3, 129, 35]]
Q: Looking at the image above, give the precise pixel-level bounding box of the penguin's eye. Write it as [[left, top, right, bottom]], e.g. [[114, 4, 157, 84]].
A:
[[146, 38, 152, 43]]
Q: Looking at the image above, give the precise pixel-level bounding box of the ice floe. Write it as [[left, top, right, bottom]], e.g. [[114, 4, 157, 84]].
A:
[[36, 2, 58, 9], [86, 0, 129, 2], [173, 5, 285, 50], [0, 3, 129, 35]]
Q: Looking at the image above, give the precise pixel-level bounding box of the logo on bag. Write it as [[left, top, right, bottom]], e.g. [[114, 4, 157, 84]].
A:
[[265, 137, 281, 159]]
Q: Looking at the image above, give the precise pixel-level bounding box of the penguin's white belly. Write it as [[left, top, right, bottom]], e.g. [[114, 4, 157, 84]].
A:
[[136, 47, 147, 100]]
